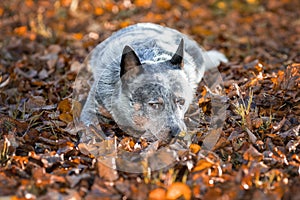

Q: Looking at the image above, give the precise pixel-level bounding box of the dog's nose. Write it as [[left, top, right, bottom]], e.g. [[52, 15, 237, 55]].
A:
[[170, 126, 181, 138]]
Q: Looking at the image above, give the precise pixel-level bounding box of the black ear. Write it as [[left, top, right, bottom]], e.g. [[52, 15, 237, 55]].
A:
[[170, 39, 184, 68], [120, 45, 142, 77]]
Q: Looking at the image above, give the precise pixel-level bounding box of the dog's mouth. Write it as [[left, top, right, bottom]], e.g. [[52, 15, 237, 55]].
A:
[[140, 127, 186, 144], [115, 115, 187, 144]]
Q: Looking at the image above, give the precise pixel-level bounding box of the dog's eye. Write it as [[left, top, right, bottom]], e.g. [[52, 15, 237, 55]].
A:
[[129, 98, 134, 107], [148, 102, 160, 109], [176, 98, 185, 106], [148, 99, 163, 110]]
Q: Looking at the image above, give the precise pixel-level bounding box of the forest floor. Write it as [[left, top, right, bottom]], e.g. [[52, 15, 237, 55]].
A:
[[0, 0, 300, 199]]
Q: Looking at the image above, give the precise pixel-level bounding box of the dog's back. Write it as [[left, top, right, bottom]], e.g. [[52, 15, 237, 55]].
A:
[[89, 23, 226, 88]]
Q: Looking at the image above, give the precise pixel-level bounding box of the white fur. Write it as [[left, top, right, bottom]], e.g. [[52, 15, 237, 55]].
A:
[[204, 50, 228, 70]]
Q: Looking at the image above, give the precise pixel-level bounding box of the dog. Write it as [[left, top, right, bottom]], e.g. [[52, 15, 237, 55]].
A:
[[80, 23, 227, 142]]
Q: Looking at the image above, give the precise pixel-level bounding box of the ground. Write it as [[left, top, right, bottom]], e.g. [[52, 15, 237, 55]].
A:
[[0, 0, 300, 199]]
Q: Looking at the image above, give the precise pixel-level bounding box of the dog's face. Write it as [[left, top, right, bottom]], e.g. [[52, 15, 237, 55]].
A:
[[111, 40, 194, 142]]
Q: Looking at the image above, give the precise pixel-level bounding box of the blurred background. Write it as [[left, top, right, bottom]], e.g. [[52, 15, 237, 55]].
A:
[[1, 0, 299, 67]]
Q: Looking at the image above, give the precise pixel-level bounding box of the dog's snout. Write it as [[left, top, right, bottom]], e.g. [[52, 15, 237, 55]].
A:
[[167, 117, 186, 138], [170, 126, 181, 138]]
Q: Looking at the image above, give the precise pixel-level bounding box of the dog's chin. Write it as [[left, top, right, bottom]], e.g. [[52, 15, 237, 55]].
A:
[[119, 124, 176, 144], [140, 130, 174, 144]]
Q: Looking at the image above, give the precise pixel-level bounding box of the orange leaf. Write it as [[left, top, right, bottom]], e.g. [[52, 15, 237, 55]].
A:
[[156, 0, 171, 10], [72, 33, 83, 40], [217, 1, 227, 9], [145, 12, 163, 22], [94, 7, 104, 16], [191, 26, 213, 36], [149, 188, 166, 200], [189, 143, 201, 154], [104, 2, 117, 11], [59, 113, 73, 123], [193, 159, 213, 172], [28, 32, 37, 41], [58, 99, 72, 113], [201, 86, 207, 97], [14, 26, 27, 36], [179, 0, 192, 10], [254, 62, 264, 72], [241, 173, 253, 189], [166, 182, 191, 200], [119, 137, 136, 151], [0, 7, 4, 16], [119, 20, 131, 28], [189, 7, 211, 18], [25, 0, 34, 7], [134, 0, 152, 8], [246, 0, 258, 4], [60, 0, 72, 7]]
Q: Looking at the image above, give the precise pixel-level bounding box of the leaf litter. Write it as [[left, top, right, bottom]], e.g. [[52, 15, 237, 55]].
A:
[[0, 0, 300, 199]]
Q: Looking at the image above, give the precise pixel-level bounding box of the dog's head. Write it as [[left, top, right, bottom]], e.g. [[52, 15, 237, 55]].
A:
[[111, 40, 194, 142]]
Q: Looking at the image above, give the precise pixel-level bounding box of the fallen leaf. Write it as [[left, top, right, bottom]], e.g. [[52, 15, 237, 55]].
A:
[[148, 188, 166, 200], [94, 7, 104, 16], [166, 182, 191, 200], [14, 26, 27, 36], [189, 143, 201, 154], [202, 128, 222, 150], [58, 113, 73, 123], [58, 98, 72, 113], [97, 157, 119, 181], [193, 159, 214, 172], [135, 0, 152, 8], [243, 145, 263, 162]]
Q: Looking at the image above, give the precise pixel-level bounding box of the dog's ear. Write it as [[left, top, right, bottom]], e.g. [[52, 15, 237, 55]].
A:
[[120, 46, 142, 77], [170, 39, 184, 69]]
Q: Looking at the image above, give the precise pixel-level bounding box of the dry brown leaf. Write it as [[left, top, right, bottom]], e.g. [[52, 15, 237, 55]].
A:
[[58, 98, 72, 113], [97, 158, 119, 181], [202, 128, 222, 150], [243, 145, 263, 162], [58, 113, 73, 123]]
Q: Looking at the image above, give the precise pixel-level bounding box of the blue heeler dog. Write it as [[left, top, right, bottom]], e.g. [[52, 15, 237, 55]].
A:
[[80, 23, 227, 142]]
